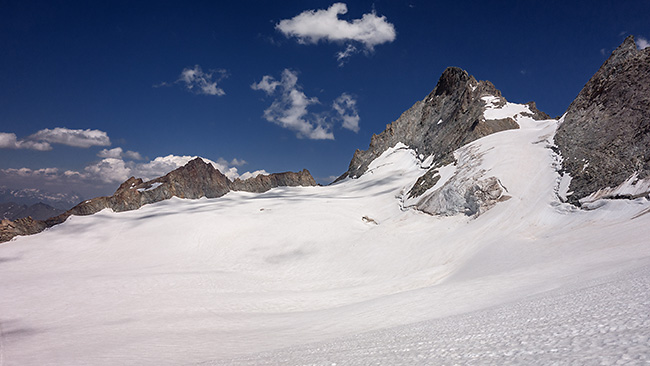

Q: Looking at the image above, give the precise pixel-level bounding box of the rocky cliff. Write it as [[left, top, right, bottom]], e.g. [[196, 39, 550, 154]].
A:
[[555, 36, 650, 205], [1, 158, 317, 242], [336, 67, 549, 182], [231, 169, 316, 193]]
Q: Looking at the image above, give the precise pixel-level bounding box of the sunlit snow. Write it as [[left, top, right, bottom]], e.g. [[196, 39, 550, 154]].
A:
[[1, 115, 649, 365]]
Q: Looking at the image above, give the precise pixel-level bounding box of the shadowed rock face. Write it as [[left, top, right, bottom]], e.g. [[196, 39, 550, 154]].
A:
[[336, 67, 548, 182], [231, 170, 317, 193], [2, 158, 317, 242], [555, 36, 650, 204]]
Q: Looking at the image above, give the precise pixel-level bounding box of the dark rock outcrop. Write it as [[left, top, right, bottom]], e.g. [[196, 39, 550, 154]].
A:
[[335, 67, 546, 182], [1, 158, 317, 242], [555, 36, 650, 204], [231, 169, 317, 193], [0, 217, 47, 243]]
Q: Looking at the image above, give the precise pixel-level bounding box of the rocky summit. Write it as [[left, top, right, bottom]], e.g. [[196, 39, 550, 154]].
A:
[[336, 66, 549, 183], [0, 158, 316, 242], [555, 36, 650, 205], [336, 66, 549, 217]]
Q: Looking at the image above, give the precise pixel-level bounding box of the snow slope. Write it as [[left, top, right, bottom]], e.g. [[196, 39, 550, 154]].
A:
[[1, 114, 649, 365]]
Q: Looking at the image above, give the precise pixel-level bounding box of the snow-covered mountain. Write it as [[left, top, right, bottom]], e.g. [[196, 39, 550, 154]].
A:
[[0, 38, 648, 365]]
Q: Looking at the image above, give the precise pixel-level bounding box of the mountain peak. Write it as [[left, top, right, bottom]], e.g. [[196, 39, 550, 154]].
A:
[[336, 66, 544, 182], [433, 67, 473, 96]]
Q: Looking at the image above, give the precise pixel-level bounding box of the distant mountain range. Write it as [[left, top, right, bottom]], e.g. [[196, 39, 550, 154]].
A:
[[1, 202, 64, 221], [0, 186, 82, 211]]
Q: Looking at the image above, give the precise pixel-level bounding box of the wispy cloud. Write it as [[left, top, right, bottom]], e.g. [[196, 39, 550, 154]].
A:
[[276, 3, 396, 64], [157, 65, 228, 96], [252, 69, 333, 140], [1, 128, 111, 150], [336, 44, 358, 66], [252, 70, 361, 139], [333, 93, 360, 133], [636, 36, 650, 50], [178, 65, 228, 96]]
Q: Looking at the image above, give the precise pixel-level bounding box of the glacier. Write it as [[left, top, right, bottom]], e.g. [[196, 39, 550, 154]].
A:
[[1, 107, 649, 365]]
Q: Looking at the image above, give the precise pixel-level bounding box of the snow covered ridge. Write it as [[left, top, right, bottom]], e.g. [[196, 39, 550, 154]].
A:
[[0, 158, 317, 243]]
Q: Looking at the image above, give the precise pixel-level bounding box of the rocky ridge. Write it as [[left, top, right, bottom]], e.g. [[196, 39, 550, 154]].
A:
[[555, 36, 650, 205], [1, 202, 64, 221], [336, 67, 549, 183], [337, 66, 549, 216], [1, 158, 316, 242]]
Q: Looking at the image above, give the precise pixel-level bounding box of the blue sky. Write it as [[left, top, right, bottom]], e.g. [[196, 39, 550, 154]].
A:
[[1, 0, 649, 199]]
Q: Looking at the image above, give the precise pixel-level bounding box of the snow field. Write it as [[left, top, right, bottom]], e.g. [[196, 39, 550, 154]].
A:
[[1, 110, 650, 365]]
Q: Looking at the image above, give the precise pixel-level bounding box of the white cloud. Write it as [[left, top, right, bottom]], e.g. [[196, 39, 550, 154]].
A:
[[97, 147, 123, 159], [84, 158, 131, 183], [636, 36, 650, 50], [0, 132, 52, 150], [177, 65, 227, 96], [28, 127, 111, 148], [1, 167, 59, 179], [336, 44, 358, 66], [252, 69, 334, 140], [98, 147, 143, 160], [276, 2, 396, 63], [333, 93, 360, 133], [251, 75, 281, 95], [238, 170, 268, 180], [230, 158, 247, 167], [124, 150, 143, 160]]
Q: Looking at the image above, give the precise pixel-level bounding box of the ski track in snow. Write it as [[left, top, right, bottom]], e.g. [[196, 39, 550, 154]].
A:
[[1, 114, 650, 365], [213, 264, 650, 365]]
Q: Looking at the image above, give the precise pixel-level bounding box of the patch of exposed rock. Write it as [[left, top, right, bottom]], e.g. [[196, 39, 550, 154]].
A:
[[402, 144, 511, 217], [336, 67, 547, 182], [555, 36, 650, 204], [1, 158, 317, 242], [0, 217, 47, 243], [231, 170, 316, 193]]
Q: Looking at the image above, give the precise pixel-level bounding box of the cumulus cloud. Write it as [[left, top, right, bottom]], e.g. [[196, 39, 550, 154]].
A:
[[332, 93, 360, 132], [238, 170, 268, 180], [252, 69, 334, 140], [176, 65, 227, 96], [636, 36, 650, 50], [97, 147, 143, 160], [276, 2, 396, 64], [0, 132, 52, 150], [84, 158, 131, 183], [28, 127, 111, 148]]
